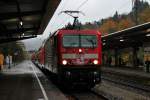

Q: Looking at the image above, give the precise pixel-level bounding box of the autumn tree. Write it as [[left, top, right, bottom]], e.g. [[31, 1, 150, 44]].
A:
[[79, 0, 149, 35], [99, 19, 117, 35], [139, 7, 150, 23], [117, 17, 135, 30], [131, 0, 149, 24]]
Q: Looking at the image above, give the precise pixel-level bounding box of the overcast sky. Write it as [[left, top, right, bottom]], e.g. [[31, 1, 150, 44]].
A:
[[23, 0, 150, 51]]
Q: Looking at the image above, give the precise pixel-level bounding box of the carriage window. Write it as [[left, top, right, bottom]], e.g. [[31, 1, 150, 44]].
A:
[[63, 35, 79, 47]]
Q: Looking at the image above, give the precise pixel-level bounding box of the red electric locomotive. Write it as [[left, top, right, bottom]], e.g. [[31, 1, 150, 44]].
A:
[[43, 29, 102, 88], [36, 11, 102, 88]]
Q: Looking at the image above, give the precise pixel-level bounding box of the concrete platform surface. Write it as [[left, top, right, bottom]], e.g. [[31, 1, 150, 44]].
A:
[[0, 60, 67, 100]]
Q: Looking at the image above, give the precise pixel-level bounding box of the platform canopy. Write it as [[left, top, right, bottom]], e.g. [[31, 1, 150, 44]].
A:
[[102, 22, 150, 49], [0, 0, 60, 43]]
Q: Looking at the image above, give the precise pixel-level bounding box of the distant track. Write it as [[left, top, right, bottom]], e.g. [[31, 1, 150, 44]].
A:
[[70, 90, 108, 100], [102, 76, 150, 93]]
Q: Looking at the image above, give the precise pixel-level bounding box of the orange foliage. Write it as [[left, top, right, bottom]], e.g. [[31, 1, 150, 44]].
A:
[[139, 7, 150, 23], [99, 2, 150, 35], [117, 18, 134, 30], [99, 19, 117, 35]]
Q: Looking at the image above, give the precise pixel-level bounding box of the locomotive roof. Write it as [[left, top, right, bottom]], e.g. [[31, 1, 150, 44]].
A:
[[52, 29, 101, 36]]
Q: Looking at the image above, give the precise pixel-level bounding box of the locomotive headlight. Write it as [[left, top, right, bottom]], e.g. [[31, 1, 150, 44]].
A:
[[62, 60, 67, 65], [93, 60, 98, 65], [79, 49, 82, 53]]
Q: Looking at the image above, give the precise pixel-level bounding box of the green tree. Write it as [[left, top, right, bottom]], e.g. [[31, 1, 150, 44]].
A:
[[113, 11, 119, 22]]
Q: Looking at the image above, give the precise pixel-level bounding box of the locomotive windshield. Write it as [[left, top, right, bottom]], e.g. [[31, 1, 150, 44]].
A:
[[63, 34, 97, 47], [63, 35, 79, 47]]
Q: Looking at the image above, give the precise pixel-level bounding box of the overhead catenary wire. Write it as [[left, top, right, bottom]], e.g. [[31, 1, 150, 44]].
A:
[[48, 0, 133, 35], [49, 0, 68, 24], [38, 0, 90, 49], [60, 0, 70, 11], [49, 0, 90, 33], [49, 0, 70, 32], [57, 0, 89, 28], [76, 0, 89, 10], [56, 16, 76, 30]]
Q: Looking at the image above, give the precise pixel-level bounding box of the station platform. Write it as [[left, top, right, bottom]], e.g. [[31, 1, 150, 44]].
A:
[[0, 60, 67, 100], [101, 66, 150, 79]]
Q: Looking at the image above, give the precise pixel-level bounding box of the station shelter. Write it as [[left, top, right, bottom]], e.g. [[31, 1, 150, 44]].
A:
[[102, 22, 150, 70], [103, 43, 150, 68]]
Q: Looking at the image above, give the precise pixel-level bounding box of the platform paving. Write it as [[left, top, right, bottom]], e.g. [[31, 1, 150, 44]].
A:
[[0, 60, 67, 100]]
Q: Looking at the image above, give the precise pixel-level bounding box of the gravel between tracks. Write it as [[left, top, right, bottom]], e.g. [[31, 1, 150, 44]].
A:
[[93, 81, 150, 100]]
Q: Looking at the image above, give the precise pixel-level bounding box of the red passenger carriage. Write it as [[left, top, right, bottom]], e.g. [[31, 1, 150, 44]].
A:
[[37, 47, 45, 67], [31, 53, 35, 61]]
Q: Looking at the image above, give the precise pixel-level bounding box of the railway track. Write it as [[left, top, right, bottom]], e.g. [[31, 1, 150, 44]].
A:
[[35, 63, 108, 100], [66, 90, 108, 100], [34, 63, 150, 99], [101, 75, 150, 97]]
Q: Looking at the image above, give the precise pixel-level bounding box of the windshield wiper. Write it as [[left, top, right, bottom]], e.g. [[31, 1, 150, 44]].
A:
[[86, 39, 96, 48]]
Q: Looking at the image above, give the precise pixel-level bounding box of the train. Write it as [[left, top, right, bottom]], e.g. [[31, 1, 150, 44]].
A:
[[32, 29, 102, 88], [32, 11, 102, 88]]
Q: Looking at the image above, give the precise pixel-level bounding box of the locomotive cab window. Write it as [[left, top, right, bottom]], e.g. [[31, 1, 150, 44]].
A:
[[81, 35, 97, 47], [63, 35, 79, 47], [63, 34, 97, 48]]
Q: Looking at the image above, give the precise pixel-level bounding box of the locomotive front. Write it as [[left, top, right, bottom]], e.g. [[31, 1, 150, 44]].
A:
[[58, 30, 102, 87]]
